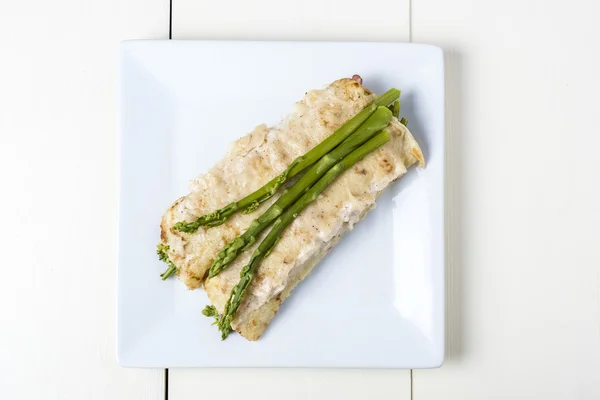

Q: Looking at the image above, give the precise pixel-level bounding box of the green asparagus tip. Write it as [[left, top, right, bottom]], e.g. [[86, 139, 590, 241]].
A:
[[173, 220, 200, 233], [219, 320, 234, 340], [202, 305, 222, 326], [157, 243, 178, 280], [400, 117, 408, 126], [203, 305, 235, 337], [157, 243, 170, 261], [202, 305, 218, 317]]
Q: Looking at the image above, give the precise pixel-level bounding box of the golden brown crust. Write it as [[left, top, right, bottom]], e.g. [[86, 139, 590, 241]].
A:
[[235, 298, 280, 341], [412, 147, 425, 168]]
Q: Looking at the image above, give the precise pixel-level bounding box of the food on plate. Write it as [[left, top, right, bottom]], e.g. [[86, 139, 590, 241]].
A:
[[157, 77, 424, 340], [210, 130, 391, 339], [158, 78, 395, 288], [172, 88, 400, 234], [202, 117, 422, 340], [207, 106, 393, 280]]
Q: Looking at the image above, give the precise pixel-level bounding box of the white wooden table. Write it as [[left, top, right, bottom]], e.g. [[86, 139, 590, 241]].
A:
[[1, 0, 599, 398]]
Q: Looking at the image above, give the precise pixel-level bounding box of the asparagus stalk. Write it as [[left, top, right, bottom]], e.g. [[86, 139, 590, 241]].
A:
[[373, 89, 402, 107], [388, 100, 400, 118], [173, 88, 400, 233], [208, 106, 393, 278], [216, 130, 391, 339]]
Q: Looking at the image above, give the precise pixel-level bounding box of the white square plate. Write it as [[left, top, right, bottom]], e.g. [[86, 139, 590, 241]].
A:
[[118, 40, 444, 368]]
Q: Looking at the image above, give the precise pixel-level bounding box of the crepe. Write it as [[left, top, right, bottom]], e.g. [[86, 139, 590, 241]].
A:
[[159, 78, 424, 340], [160, 78, 378, 289], [204, 117, 423, 340]]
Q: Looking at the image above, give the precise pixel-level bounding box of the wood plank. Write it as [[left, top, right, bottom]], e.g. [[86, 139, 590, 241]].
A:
[[170, 1, 411, 398], [172, 0, 410, 41], [0, 0, 169, 398], [411, 0, 600, 398], [170, 369, 411, 400]]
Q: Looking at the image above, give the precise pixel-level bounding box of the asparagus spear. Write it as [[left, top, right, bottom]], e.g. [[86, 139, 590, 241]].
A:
[[172, 88, 400, 233], [388, 100, 400, 118], [208, 106, 393, 278], [216, 130, 391, 339]]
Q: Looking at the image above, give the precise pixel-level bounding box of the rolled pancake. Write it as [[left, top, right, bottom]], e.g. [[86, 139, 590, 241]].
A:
[[160, 78, 378, 289], [204, 118, 424, 340]]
